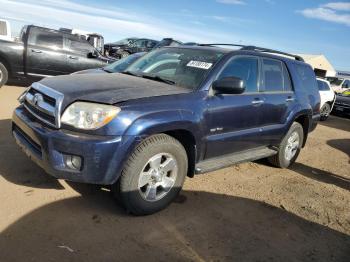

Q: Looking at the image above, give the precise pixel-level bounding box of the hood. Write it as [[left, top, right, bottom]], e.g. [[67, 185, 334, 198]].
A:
[[38, 73, 191, 109]]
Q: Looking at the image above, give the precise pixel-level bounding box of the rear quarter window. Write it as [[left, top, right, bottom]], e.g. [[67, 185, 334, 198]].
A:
[[295, 64, 318, 90]]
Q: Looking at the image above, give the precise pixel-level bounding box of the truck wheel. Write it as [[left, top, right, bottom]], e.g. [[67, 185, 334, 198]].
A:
[[115, 134, 188, 215], [0, 62, 9, 88], [268, 122, 304, 168], [120, 51, 129, 58], [320, 103, 331, 121]]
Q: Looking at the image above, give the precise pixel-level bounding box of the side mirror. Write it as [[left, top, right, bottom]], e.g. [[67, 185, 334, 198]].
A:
[[212, 77, 245, 94], [87, 51, 98, 58]]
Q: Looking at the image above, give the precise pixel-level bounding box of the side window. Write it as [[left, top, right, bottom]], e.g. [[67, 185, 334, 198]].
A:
[[343, 80, 350, 88], [317, 80, 330, 91], [64, 37, 94, 55], [146, 40, 157, 48], [135, 40, 146, 48], [28, 28, 63, 50], [0, 21, 7, 36], [218, 56, 258, 93], [295, 64, 318, 90], [283, 63, 293, 91], [262, 59, 284, 92]]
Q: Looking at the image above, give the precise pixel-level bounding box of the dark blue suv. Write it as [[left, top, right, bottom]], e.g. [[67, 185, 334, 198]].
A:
[[12, 45, 320, 215]]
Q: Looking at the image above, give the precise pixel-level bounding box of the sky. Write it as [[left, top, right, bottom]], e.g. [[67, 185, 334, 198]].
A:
[[0, 0, 349, 70]]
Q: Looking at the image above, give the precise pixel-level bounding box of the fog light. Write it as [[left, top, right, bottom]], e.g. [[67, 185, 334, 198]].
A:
[[63, 154, 82, 171]]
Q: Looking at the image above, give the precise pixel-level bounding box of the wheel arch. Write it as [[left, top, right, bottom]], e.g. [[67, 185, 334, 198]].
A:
[[293, 114, 310, 147], [0, 53, 11, 76]]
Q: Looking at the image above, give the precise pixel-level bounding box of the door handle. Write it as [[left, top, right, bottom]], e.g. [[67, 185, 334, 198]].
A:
[[31, 49, 42, 53], [68, 55, 78, 60], [251, 99, 264, 105], [286, 97, 295, 102]]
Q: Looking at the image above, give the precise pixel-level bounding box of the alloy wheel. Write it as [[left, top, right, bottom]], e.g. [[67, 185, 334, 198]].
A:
[[138, 153, 178, 202]]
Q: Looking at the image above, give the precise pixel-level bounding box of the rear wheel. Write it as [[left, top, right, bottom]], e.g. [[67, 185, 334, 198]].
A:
[[320, 103, 331, 121], [0, 62, 9, 88], [115, 134, 188, 215], [268, 122, 304, 168]]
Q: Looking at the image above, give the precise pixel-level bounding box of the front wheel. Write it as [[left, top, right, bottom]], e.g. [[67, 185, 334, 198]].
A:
[[268, 122, 304, 168], [115, 134, 188, 215], [320, 103, 331, 121]]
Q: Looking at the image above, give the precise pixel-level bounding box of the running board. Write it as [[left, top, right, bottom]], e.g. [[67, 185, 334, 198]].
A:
[[195, 147, 277, 174]]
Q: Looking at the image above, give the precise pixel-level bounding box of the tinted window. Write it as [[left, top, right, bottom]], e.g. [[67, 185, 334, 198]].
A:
[[295, 64, 318, 90], [28, 28, 63, 49], [218, 57, 258, 93], [64, 37, 94, 55], [134, 40, 147, 48], [283, 63, 293, 91], [263, 59, 284, 92], [343, 80, 350, 88], [317, 80, 330, 91]]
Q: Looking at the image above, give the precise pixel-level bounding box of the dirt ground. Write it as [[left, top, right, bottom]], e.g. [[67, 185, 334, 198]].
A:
[[0, 84, 349, 262]]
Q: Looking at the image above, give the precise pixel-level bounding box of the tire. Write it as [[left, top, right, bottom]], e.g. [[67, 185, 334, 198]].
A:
[[320, 103, 331, 121], [268, 122, 304, 168], [0, 62, 9, 88], [120, 51, 129, 58], [115, 134, 188, 215]]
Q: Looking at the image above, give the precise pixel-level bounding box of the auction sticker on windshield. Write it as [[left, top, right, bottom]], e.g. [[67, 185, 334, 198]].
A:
[[187, 61, 213, 70]]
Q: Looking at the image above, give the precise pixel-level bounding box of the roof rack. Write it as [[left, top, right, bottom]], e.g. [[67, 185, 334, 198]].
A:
[[198, 44, 304, 62]]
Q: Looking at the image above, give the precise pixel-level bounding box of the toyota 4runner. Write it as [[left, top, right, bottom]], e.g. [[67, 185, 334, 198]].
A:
[[12, 45, 321, 215]]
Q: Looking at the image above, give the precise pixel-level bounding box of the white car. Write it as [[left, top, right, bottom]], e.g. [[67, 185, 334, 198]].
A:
[[317, 78, 335, 121]]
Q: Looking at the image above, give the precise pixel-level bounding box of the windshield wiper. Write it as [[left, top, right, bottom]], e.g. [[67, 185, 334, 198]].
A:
[[140, 74, 175, 85], [102, 68, 112, 73], [120, 70, 140, 77]]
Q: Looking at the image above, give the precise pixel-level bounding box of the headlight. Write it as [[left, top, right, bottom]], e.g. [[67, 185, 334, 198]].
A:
[[61, 102, 120, 130]]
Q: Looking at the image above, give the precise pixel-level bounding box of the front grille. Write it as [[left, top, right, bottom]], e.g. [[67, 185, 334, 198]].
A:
[[22, 82, 64, 128], [24, 100, 56, 124], [28, 88, 56, 107]]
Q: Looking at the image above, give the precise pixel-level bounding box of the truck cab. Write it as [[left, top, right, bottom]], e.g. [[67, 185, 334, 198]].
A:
[[0, 25, 111, 87]]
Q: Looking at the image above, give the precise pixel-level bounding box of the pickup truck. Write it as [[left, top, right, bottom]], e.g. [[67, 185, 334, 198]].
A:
[[12, 45, 320, 215], [0, 25, 111, 88]]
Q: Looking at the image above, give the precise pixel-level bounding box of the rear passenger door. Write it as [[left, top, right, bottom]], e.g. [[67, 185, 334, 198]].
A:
[[26, 27, 67, 76], [259, 58, 295, 146]]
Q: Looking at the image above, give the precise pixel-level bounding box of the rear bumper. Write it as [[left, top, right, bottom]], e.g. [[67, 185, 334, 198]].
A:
[[12, 106, 140, 185]]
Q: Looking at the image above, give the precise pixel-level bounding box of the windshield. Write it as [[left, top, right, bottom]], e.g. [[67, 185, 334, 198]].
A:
[[326, 77, 343, 86], [104, 53, 143, 73], [125, 48, 225, 89], [112, 38, 138, 45]]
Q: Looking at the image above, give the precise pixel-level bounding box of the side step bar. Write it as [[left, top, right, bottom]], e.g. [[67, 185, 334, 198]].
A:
[[195, 147, 277, 174]]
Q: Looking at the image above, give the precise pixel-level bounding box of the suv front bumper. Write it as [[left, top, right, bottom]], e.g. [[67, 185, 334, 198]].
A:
[[12, 106, 140, 185]]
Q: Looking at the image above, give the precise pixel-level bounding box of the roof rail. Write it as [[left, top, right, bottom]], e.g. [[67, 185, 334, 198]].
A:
[[198, 44, 304, 62]]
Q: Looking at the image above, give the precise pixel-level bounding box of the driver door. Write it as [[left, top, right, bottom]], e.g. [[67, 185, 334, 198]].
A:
[[204, 56, 266, 159]]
